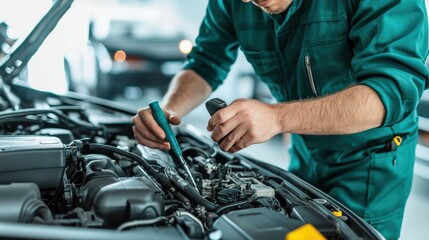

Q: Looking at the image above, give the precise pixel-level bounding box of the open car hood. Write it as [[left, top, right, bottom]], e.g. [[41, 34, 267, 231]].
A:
[[0, 0, 73, 85]]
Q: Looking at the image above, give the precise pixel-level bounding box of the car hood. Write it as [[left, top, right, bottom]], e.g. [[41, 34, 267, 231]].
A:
[[0, 0, 73, 85]]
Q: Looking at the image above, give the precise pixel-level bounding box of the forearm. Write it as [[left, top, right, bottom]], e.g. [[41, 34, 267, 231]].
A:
[[277, 85, 386, 135], [162, 70, 213, 118]]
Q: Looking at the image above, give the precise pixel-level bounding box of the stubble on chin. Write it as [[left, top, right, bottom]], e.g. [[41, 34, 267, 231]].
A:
[[259, 0, 293, 15]]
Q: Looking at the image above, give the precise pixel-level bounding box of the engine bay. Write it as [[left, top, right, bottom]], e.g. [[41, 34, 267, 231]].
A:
[[0, 94, 376, 240]]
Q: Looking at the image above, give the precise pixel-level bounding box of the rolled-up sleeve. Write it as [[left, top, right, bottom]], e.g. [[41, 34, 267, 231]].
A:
[[182, 0, 239, 91], [350, 0, 429, 127]]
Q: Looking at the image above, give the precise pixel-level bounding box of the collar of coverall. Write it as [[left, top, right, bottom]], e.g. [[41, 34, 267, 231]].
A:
[[265, 0, 302, 26]]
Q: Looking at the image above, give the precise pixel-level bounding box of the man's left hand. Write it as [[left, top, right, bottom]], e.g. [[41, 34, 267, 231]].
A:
[[207, 98, 282, 153]]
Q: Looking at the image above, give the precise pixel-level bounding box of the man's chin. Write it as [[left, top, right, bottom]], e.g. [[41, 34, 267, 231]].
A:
[[260, 6, 287, 14], [263, 9, 285, 14]]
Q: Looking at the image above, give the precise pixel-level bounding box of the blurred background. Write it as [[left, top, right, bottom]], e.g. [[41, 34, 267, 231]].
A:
[[0, 0, 428, 239]]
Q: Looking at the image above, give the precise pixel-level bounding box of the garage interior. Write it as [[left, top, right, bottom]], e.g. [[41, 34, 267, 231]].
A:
[[0, 0, 428, 239]]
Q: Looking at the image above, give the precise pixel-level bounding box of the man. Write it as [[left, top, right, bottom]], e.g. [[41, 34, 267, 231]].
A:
[[132, 0, 429, 239]]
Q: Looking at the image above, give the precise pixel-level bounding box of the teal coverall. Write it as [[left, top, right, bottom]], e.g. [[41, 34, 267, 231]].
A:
[[183, 1, 429, 239]]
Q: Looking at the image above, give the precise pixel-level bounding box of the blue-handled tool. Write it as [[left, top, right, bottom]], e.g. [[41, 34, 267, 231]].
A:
[[149, 101, 199, 193]]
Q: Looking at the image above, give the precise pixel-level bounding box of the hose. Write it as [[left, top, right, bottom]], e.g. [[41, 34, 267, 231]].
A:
[[164, 167, 219, 212], [117, 216, 168, 231], [22, 199, 53, 223], [0, 109, 99, 131], [81, 143, 173, 191], [82, 144, 220, 212], [215, 194, 258, 215]]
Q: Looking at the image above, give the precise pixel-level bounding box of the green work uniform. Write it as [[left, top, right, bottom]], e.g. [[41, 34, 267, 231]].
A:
[[183, 1, 429, 239]]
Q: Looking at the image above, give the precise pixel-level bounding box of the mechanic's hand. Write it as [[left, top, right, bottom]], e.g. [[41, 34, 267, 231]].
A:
[[207, 98, 281, 153], [132, 107, 181, 150]]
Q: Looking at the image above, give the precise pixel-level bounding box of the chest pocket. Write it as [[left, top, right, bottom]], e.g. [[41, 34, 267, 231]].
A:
[[241, 49, 286, 101], [241, 50, 278, 76], [298, 17, 357, 97]]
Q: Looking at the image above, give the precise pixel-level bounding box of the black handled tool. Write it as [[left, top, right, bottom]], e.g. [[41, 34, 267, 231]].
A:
[[205, 98, 227, 116], [205, 98, 228, 146]]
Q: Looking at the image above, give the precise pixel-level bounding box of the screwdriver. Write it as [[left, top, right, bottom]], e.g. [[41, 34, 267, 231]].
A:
[[149, 101, 199, 193]]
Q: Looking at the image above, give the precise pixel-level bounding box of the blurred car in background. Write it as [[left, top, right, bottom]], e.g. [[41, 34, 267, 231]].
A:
[[416, 90, 429, 179], [65, 0, 192, 99]]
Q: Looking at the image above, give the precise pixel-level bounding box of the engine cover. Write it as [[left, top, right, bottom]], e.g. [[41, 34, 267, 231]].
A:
[[213, 208, 304, 240], [0, 136, 65, 189]]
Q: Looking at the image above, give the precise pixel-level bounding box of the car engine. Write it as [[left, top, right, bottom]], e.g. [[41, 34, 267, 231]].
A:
[[0, 97, 374, 240]]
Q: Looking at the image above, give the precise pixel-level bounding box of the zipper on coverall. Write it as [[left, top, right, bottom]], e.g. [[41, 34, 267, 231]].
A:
[[305, 56, 318, 97]]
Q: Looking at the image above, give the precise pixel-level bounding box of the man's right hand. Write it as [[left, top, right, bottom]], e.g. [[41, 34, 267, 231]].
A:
[[132, 107, 181, 150], [131, 70, 212, 149]]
